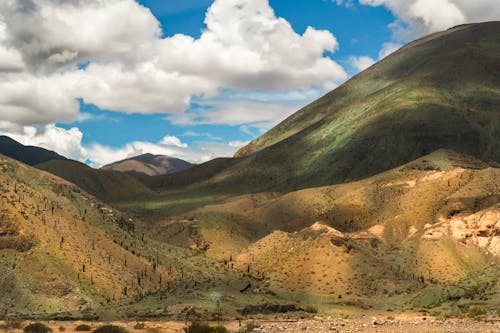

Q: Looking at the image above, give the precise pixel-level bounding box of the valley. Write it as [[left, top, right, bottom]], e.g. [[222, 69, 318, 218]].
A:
[[0, 21, 499, 333]]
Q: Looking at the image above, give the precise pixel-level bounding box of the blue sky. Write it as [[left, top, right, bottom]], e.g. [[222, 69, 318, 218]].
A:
[[1, 0, 497, 166], [62, 0, 396, 162]]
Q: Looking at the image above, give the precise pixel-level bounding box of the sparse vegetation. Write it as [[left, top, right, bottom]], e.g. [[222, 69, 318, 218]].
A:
[[93, 325, 129, 333], [184, 322, 228, 333], [23, 323, 52, 333], [304, 305, 318, 314]]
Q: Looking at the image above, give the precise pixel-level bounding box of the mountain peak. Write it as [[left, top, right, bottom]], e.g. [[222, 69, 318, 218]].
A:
[[101, 153, 194, 176]]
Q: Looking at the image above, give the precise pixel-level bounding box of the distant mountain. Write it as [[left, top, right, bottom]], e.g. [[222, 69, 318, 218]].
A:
[[36, 159, 152, 202], [101, 153, 194, 176], [0, 135, 66, 165]]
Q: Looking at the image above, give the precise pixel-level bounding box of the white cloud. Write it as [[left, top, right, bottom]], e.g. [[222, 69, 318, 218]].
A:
[[0, 0, 347, 125], [0, 20, 24, 72], [168, 97, 306, 132], [358, 0, 500, 41], [349, 55, 376, 71], [159, 136, 188, 148], [0, 122, 87, 161], [348, 42, 401, 73], [378, 42, 402, 59]]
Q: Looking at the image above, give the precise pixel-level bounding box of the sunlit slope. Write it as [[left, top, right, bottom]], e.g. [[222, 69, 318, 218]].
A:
[[151, 150, 499, 308]]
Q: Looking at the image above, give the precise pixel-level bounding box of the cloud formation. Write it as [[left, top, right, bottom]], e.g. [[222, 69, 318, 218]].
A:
[[359, 0, 500, 41], [0, 0, 347, 125], [349, 56, 376, 71]]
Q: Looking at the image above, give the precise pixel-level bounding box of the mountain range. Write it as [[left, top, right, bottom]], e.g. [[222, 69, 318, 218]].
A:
[[0, 22, 499, 319]]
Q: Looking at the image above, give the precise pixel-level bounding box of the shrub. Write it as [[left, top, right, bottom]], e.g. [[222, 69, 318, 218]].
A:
[[133, 323, 146, 330], [184, 322, 228, 333], [93, 325, 129, 333], [23, 322, 52, 333], [304, 305, 318, 314], [466, 306, 488, 318], [59, 326, 66, 332], [76, 324, 92, 331]]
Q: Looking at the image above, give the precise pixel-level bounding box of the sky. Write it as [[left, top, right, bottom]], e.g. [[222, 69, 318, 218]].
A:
[[0, 0, 499, 167]]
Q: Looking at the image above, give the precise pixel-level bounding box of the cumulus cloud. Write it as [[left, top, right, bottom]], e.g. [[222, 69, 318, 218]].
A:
[[167, 89, 318, 133], [0, 0, 347, 125], [0, 122, 87, 161], [359, 0, 500, 41], [349, 56, 376, 71], [378, 42, 402, 59], [348, 42, 402, 73]]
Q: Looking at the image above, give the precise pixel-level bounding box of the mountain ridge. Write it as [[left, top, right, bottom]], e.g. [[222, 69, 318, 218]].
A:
[[101, 153, 194, 176], [0, 135, 67, 166]]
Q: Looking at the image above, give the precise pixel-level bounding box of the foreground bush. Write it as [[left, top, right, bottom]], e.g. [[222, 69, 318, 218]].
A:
[[184, 322, 228, 333], [93, 325, 129, 333], [75, 324, 92, 331], [23, 322, 52, 333]]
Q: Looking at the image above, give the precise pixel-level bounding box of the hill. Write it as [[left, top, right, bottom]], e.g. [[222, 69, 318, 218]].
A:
[[35, 159, 152, 202], [0, 135, 66, 166], [101, 153, 194, 176], [0, 154, 269, 319], [141, 150, 500, 310]]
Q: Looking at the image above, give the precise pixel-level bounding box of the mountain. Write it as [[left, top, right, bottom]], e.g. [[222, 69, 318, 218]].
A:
[[0, 135, 66, 166], [101, 153, 194, 176], [139, 22, 500, 198], [134, 150, 500, 310], [36, 159, 152, 202]]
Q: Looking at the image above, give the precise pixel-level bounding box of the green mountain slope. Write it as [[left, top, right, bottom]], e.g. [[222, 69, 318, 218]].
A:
[[142, 22, 500, 198]]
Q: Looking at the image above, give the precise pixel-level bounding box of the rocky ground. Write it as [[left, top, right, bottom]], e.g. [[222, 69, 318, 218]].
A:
[[1, 316, 499, 333], [254, 316, 500, 333]]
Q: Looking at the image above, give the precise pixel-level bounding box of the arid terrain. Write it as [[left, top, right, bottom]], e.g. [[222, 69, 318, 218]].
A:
[[1, 313, 499, 333], [0, 21, 499, 331]]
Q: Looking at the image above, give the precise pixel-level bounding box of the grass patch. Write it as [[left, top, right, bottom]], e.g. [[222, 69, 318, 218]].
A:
[[304, 305, 318, 313]]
